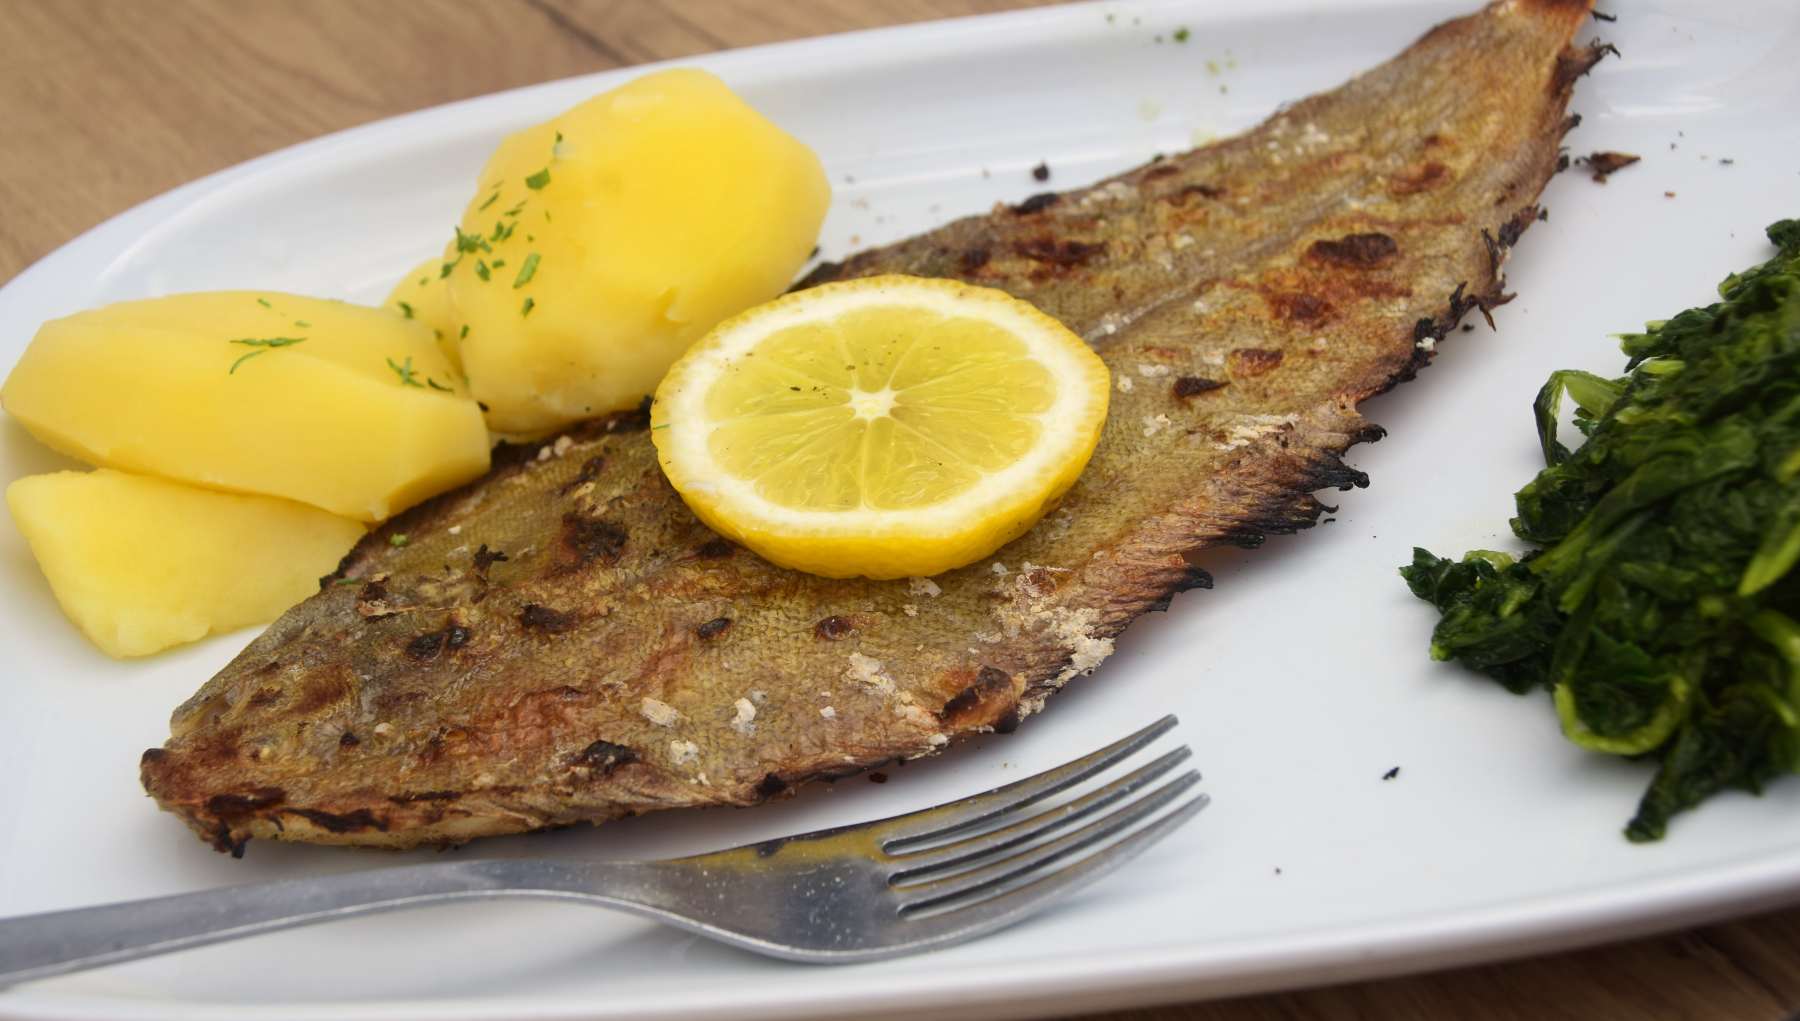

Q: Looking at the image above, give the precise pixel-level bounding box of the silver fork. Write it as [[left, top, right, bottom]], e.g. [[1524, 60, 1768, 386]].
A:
[[0, 716, 1204, 986]]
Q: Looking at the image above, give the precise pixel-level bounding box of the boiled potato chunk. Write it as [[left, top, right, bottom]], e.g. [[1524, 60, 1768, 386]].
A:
[[385, 256, 465, 376], [0, 291, 490, 521], [441, 67, 829, 434], [6, 470, 366, 658]]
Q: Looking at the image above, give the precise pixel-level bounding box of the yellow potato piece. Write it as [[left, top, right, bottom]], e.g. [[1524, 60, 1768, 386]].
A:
[[0, 291, 491, 521], [6, 470, 366, 658], [385, 256, 465, 375], [441, 67, 829, 434]]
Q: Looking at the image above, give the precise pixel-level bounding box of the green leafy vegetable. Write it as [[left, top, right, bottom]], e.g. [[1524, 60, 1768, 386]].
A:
[[525, 167, 551, 190], [1402, 220, 1800, 841]]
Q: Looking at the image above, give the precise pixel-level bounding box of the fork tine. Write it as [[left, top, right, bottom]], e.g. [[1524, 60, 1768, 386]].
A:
[[897, 771, 1204, 916], [893, 791, 1209, 952], [886, 745, 1192, 884], [878, 714, 1179, 848]]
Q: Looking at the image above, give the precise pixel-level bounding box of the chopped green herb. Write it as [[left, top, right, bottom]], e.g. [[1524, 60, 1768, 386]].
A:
[[255, 297, 272, 309], [475, 259, 491, 282], [477, 190, 500, 211], [504, 200, 526, 217], [387, 356, 425, 388], [389, 533, 410, 548], [521, 296, 536, 317], [525, 167, 551, 190], [454, 226, 490, 254], [417, 276, 429, 287], [1403, 220, 1800, 842], [1174, 26, 1190, 42], [459, 324, 470, 339], [427, 377, 454, 392], [651, 423, 672, 430], [491, 259, 506, 269], [440, 260, 458, 279], [513, 252, 540, 288], [294, 320, 311, 328], [396, 301, 415, 319], [227, 336, 307, 374]]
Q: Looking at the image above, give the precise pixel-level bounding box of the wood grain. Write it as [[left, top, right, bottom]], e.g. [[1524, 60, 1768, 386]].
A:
[[2, 2, 1798, 1019]]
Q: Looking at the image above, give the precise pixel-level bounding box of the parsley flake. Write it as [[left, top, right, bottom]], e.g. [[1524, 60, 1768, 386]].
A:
[[477, 191, 500, 211], [396, 301, 415, 319], [514, 252, 540, 288], [387, 356, 426, 388], [525, 168, 551, 190], [521, 296, 536, 317], [1174, 26, 1190, 42], [389, 533, 410, 548], [295, 320, 311, 328], [427, 377, 455, 392], [459, 324, 470, 339], [475, 259, 491, 282], [255, 297, 272, 309]]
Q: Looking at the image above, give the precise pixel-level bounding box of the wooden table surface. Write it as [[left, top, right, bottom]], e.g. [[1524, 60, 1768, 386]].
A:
[[4, 1, 1799, 1018]]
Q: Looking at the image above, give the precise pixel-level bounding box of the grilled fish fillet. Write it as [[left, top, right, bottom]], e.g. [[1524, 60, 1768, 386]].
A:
[[142, 0, 1604, 852]]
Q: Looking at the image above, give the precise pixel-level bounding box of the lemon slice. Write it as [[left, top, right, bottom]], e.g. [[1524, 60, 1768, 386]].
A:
[[651, 275, 1110, 579]]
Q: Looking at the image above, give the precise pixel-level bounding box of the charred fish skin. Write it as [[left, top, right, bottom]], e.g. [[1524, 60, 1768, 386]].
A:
[[143, 0, 1604, 852]]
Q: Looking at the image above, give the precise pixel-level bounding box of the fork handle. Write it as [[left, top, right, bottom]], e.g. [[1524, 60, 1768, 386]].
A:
[[0, 858, 631, 987]]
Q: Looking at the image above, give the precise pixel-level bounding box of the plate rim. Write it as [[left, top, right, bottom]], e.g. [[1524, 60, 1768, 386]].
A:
[[5, 0, 1799, 1018]]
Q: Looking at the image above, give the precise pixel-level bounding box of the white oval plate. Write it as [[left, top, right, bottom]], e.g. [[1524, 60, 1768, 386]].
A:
[[4, 1, 1800, 1018]]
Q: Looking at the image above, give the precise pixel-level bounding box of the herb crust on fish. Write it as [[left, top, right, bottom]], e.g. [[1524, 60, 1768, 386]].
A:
[[143, 0, 1606, 853]]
